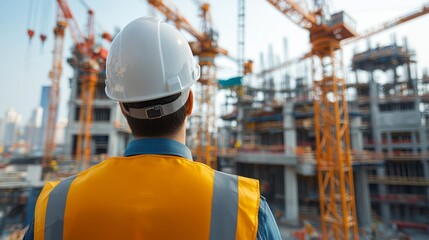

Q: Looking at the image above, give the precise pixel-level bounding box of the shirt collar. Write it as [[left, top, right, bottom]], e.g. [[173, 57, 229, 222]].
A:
[[124, 138, 193, 161]]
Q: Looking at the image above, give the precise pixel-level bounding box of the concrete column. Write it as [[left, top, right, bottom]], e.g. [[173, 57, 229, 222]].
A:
[[64, 134, 74, 157], [354, 167, 372, 231], [108, 131, 118, 156], [355, 70, 359, 84], [386, 132, 393, 155], [411, 132, 418, 154], [418, 127, 429, 199], [64, 103, 77, 157], [284, 166, 299, 226], [64, 135, 71, 157], [392, 67, 398, 86], [392, 66, 399, 95], [110, 102, 118, 125], [285, 74, 291, 99], [350, 116, 363, 151], [237, 107, 244, 146], [422, 161, 429, 200], [369, 73, 382, 153], [283, 102, 301, 223], [377, 166, 391, 222], [116, 133, 124, 156], [369, 74, 390, 222], [283, 102, 296, 157], [419, 127, 428, 155]]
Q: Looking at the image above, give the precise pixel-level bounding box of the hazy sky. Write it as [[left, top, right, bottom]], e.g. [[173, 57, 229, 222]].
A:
[[1, 0, 428, 123]]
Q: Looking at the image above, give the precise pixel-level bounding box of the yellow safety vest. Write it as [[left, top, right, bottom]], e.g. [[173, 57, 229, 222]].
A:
[[34, 155, 260, 240]]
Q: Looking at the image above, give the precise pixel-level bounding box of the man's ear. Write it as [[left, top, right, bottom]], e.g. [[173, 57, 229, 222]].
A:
[[186, 90, 194, 116]]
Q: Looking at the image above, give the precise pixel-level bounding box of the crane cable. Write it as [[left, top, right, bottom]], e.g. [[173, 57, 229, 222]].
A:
[[26, 0, 39, 43], [25, 0, 40, 71], [39, 0, 52, 48]]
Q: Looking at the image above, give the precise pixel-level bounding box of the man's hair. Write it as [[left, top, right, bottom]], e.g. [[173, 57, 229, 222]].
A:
[[121, 92, 188, 137]]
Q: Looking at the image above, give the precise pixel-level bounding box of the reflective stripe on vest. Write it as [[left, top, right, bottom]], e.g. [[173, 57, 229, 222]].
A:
[[43, 172, 240, 240], [210, 171, 238, 240], [44, 175, 76, 240]]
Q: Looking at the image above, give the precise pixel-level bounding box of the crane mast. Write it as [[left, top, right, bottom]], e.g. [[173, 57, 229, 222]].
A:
[[43, 0, 100, 171], [265, 1, 359, 239], [311, 29, 358, 240], [75, 56, 98, 169], [237, 0, 245, 75], [74, 9, 98, 169], [42, 9, 67, 170], [194, 1, 218, 169]]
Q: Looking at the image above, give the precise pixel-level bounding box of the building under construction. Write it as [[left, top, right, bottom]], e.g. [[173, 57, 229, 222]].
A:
[[218, 38, 429, 236], [63, 48, 131, 161]]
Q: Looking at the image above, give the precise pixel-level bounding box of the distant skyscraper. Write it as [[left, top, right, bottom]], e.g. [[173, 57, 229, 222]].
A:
[[24, 107, 43, 152], [55, 118, 68, 148], [32, 107, 43, 128], [0, 118, 5, 145], [3, 109, 22, 147], [40, 85, 51, 150]]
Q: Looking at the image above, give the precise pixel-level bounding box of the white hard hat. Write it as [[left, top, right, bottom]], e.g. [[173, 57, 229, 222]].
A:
[[105, 17, 200, 118]]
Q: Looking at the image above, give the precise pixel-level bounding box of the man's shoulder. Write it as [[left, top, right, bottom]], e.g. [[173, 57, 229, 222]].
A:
[[257, 197, 282, 240]]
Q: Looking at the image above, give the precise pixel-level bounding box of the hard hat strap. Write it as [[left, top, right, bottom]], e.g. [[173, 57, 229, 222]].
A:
[[122, 89, 190, 120]]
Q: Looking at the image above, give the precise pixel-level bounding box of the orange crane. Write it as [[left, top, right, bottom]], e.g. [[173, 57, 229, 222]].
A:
[[73, 6, 98, 169], [263, 3, 359, 238], [41, 7, 66, 171], [262, 1, 429, 239], [257, 2, 429, 76], [148, 0, 228, 169], [40, 0, 108, 171]]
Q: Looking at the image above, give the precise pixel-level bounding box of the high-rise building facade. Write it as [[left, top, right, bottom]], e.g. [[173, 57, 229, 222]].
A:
[[0, 118, 5, 146], [3, 109, 22, 148], [24, 107, 43, 152], [39, 85, 51, 151]]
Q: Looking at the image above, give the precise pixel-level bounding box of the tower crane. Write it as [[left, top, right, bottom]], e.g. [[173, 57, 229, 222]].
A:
[[237, 0, 248, 76], [262, 1, 429, 239], [257, 2, 429, 77], [41, 0, 109, 171], [42, 6, 66, 172], [148, 0, 229, 169]]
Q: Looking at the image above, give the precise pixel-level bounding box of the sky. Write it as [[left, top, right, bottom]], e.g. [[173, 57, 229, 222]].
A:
[[0, 0, 428, 123]]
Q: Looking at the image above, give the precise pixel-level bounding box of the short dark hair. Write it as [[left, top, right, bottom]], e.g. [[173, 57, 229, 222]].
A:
[[121, 92, 188, 137]]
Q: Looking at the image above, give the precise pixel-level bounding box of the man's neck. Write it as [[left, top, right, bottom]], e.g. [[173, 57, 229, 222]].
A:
[[134, 131, 186, 145], [163, 133, 185, 144]]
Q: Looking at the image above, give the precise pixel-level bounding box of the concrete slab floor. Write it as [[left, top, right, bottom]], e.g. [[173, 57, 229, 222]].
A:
[[277, 223, 429, 240], [278, 224, 302, 240]]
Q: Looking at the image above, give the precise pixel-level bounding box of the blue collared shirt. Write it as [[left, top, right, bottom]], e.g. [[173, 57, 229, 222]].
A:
[[24, 138, 282, 240]]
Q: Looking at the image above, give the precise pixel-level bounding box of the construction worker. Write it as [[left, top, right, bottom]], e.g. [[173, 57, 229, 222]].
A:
[[24, 17, 281, 240]]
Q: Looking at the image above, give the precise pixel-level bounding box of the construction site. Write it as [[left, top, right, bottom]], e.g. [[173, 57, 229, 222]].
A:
[[0, 0, 428, 239]]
